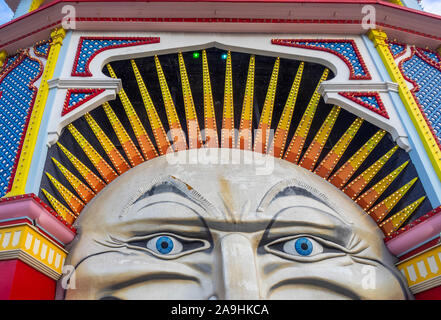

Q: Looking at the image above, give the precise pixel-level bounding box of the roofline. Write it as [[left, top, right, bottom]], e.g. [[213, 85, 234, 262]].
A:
[[1, 0, 440, 52]]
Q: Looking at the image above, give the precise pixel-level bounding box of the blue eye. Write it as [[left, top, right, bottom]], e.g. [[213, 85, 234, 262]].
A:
[[156, 236, 174, 254], [294, 237, 313, 256], [280, 236, 323, 257], [123, 233, 210, 259], [146, 235, 183, 255]]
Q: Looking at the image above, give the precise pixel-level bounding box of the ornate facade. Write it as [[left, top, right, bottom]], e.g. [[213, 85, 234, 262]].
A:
[[0, 0, 441, 299]]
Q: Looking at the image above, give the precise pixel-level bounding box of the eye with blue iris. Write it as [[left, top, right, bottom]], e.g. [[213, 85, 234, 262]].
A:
[[147, 235, 184, 256], [124, 233, 210, 259], [282, 237, 323, 257]]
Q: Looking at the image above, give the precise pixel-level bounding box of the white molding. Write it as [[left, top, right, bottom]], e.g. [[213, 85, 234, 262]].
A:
[[47, 78, 122, 91], [0, 249, 62, 280], [45, 31, 410, 151], [409, 274, 441, 294], [320, 81, 399, 93]]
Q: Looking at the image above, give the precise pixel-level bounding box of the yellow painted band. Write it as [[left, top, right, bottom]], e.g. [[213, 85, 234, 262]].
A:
[[6, 28, 66, 197], [368, 29, 441, 181]]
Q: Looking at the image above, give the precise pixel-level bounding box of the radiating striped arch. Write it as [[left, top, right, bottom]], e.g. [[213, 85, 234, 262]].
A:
[[39, 48, 432, 236]]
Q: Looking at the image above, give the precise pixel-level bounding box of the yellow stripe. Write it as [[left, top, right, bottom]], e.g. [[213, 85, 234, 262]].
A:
[[154, 55, 187, 151], [299, 105, 340, 168], [102, 102, 145, 166], [131, 59, 166, 131], [269, 62, 304, 157], [329, 130, 386, 188], [276, 62, 304, 132], [103, 102, 131, 144], [107, 64, 158, 159], [178, 53, 202, 149], [56, 142, 106, 192], [202, 49, 219, 147], [349, 130, 386, 168], [296, 69, 329, 139], [45, 172, 83, 216], [29, 0, 45, 11], [254, 57, 280, 153], [239, 55, 256, 124], [51, 157, 95, 203], [368, 29, 441, 180], [6, 28, 66, 197], [379, 196, 425, 236], [131, 59, 171, 153], [222, 51, 234, 148], [84, 112, 130, 174], [343, 146, 398, 199], [388, 0, 404, 5], [372, 161, 408, 194], [284, 68, 329, 163], [362, 146, 398, 182], [332, 118, 363, 159], [368, 177, 418, 223], [41, 188, 76, 223], [67, 123, 117, 183], [314, 117, 363, 179], [0, 50, 7, 68], [238, 55, 256, 150]]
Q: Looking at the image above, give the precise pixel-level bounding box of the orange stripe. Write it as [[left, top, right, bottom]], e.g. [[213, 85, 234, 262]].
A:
[[343, 176, 368, 200], [299, 141, 325, 171]]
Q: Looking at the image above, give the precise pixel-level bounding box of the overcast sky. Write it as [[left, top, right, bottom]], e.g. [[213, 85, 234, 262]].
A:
[[0, 0, 13, 25], [0, 1, 440, 27], [421, 0, 441, 14]]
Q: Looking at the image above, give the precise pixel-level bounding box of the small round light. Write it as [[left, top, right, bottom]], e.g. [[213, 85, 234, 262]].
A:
[[192, 52, 200, 59], [221, 53, 228, 60]]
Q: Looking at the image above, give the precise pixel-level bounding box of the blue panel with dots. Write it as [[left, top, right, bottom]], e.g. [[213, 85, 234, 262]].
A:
[[3, 54, 20, 70], [389, 43, 406, 58], [359, 96, 381, 110], [68, 92, 90, 107], [34, 41, 50, 58], [0, 55, 42, 197], [419, 49, 441, 65], [74, 39, 144, 75], [293, 41, 368, 78], [402, 53, 441, 143]]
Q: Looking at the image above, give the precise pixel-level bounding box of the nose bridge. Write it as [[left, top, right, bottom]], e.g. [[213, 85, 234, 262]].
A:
[[219, 233, 261, 300]]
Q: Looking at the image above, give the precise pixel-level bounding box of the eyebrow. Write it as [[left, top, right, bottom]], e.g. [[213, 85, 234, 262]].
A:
[[128, 175, 221, 218], [263, 207, 354, 248], [257, 179, 348, 223]]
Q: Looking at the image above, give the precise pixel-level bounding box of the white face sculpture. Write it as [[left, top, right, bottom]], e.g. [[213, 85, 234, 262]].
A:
[[63, 149, 411, 300]]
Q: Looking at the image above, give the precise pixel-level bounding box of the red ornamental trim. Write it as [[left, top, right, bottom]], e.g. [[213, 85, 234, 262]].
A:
[[3, 18, 441, 50], [384, 205, 441, 242], [62, 88, 105, 116], [0, 193, 77, 233], [271, 39, 371, 80], [386, 40, 407, 60], [71, 36, 160, 77], [398, 47, 441, 150], [339, 92, 389, 119], [416, 47, 441, 67], [1, 51, 44, 195]]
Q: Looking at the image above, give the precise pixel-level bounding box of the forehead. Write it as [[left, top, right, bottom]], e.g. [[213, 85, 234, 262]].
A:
[[77, 150, 372, 229]]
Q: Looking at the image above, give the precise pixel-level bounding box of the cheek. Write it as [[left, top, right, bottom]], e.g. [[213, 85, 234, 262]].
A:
[[259, 255, 408, 300], [64, 250, 215, 300]]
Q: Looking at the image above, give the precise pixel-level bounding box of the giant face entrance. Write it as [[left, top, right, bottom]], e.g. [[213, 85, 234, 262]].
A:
[[39, 47, 430, 300]]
